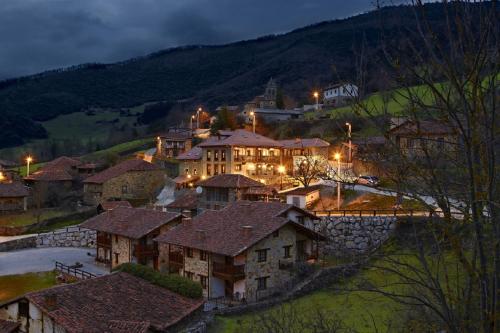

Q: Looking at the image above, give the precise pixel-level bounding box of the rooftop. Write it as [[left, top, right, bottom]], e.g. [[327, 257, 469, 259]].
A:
[[198, 129, 283, 148], [279, 138, 330, 149], [43, 156, 81, 170], [155, 201, 322, 257], [388, 120, 456, 136], [196, 174, 264, 188], [84, 159, 160, 184], [166, 192, 199, 210], [80, 206, 181, 239], [23, 272, 203, 333], [25, 169, 73, 182], [0, 319, 20, 333], [0, 181, 29, 198], [176, 146, 203, 160], [98, 200, 132, 211]]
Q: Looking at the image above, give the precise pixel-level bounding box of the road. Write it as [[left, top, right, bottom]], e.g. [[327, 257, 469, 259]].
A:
[[0, 247, 108, 277]]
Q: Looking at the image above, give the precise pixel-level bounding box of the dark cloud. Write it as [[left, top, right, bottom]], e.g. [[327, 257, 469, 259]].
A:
[[0, 0, 379, 79]]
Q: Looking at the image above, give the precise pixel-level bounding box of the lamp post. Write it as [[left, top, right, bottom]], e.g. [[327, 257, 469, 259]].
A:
[[278, 165, 286, 190], [26, 156, 33, 177], [346, 122, 352, 163], [313, 91, 319, 110], [0, 172, 4, 182], [197, 107, 202, 129], [190, 115, 195, 130], [334, 153, 341, 210], [250, 111, 256, 133]]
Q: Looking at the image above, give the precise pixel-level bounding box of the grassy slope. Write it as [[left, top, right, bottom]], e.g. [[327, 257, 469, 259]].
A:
[[0, 209, 70, 227], [0, 271, 57, 303]]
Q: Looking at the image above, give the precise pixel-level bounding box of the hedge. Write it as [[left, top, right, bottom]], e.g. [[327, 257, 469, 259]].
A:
[[113, 263, 203, 299]]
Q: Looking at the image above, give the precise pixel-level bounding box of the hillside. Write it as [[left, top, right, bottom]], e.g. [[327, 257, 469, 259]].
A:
[[0, 3, 472, 148]]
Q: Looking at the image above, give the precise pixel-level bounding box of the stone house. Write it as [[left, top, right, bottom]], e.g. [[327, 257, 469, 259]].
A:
[[166, 192, 200, 217], [196, 174, 266, 210], [0, 272, 204, 333], [387, 119, 458, 157], [156, 129, 192, 159], [284, 185, 321, 209], [83, 158, 165, 205], [155, 201, 324, 302], [0, 181, 29, 212], [81, 206, 183, 270], [279, 138, 330, 175], [322, 82, 359, 107]]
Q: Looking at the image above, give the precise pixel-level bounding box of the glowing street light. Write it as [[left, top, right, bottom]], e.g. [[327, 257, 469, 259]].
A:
[[196, 107, 202, 129], [25, 156, 33, 177], [0, 172, 5, 182], [313, 91, 319, 110], [278, 165, 286, 190], [249, 111, 256, 133], [346, 122, 352, 163], [190, 115, 195, 130], [334, 153, 341, 210]]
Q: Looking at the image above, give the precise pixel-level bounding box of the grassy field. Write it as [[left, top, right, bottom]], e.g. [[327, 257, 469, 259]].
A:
[[0, 209, 71, 227], [27, 218, 85, 234], [83, 137, 154, 160], [0, 271, 58, 303], [344, 192, 426, 210]]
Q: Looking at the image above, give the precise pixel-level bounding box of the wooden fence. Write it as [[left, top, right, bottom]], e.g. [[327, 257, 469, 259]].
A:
[[55, 261, 96, 280]]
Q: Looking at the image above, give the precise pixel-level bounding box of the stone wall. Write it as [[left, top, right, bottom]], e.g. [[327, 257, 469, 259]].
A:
[[36, 226, 96, 248], [316, 216, 397, 255], [0, 236, 37, 251]]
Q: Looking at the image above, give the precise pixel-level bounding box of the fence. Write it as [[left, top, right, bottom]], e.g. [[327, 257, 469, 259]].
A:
[[55, 261, 96, 280], [312, 209, 435, 217]]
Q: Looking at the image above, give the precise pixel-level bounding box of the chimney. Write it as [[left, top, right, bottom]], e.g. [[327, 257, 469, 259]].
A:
[[182, 216, 192, 224], [44, 294, 58, 310], [242, 225, 253, 237], [295, 138, 301, 144], [196, 229, 206, 241]]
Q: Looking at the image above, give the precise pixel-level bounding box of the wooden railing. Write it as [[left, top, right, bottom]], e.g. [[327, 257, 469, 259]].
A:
[[55, 261, 96, 280], [212, 262, 245, 279], [312, 209, 435, 217], [169, 251, 184, 265], [96, 234, 111, 248], [234, 155, 281, 163], [133, 244, 159, 258]]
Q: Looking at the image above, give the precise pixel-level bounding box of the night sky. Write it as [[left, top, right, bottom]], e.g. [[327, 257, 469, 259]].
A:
[[0, 0, 388, 79]]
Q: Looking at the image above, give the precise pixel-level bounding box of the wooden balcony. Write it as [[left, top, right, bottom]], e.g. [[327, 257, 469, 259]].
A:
[[169, 251, 184, 267], [212, 262, 245, 282], [234, 156, 280, 163], [96, 233, 111, 248], [133, 244, 159, 259]]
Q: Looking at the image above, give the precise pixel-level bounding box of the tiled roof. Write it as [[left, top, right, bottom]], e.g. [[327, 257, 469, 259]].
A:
[[25, 169, 73, 182], [0, 181, 29, 197], [80, 206, 181, 239], [173, 175, 199, 184], [0, 159, 17, 168], [25, 272, 204, 333], [198, 129, 283, 148], [283, 185, 322, 196], [388, 120, 455, 136], [176, 146, 203, 160], [99, 200, 132, 211], [84, 159, 160, 184], [159, 131, 192, 140], [0, 319, 20, 332], [155, 201, 323, 257], [166, 192, 199, 210], [245, 185, 278, 196], [43, 156, 81, 170], [279, 138, 330, 149], [197, 174, 264, 188]]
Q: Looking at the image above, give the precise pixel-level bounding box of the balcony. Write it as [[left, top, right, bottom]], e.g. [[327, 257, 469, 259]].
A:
[[169, 251, 184, 267], [96, 234, 111, 248], [234, 156, 280, 164], [212, 262, 245, 282], [133, 244, 159, 259]]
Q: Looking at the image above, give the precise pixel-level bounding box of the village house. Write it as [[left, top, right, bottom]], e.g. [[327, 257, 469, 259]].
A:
[[166, 191, 200, 217], [241, 108, 304, 124], [387, 119, 458, 157], [83, 158, 165, 205], [196, 174, 266, 210], [283, 185, 321, 209], [24, 156, 82, 188], [322, 82, 359, 107], [279, 138, 330, 174], [96, 200, 132, 214], [81, 206, 183, 270], [196, 129, 284, 184], [0, 181, 29, 212], [0, 272, 204, 333], [155, 201, 324, 302], [155, 128, 192, 159]]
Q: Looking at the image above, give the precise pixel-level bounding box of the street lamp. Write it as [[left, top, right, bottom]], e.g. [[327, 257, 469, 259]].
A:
[[346, 122, 352, 163], [25, 156, 33, 177], [0, 172, 5, 182], [190, 115, 195, 130], [197, 107, 202, 129], [313, 91, 319, 110], [334, 153, 341, 210], [278, 165, 286, 190], [249, 111, 256, 133]]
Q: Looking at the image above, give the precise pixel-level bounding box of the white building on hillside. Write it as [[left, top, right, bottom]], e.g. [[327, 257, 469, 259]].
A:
[[323, 83, 359, 107]]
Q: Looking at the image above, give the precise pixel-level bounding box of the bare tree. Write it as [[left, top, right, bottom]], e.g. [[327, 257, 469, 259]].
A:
[[290, 153, 329, 188], [346, 1, 499, 332]]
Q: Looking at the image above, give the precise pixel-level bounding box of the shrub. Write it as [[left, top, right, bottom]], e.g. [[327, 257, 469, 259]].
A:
[[112, 263, 203, 299]]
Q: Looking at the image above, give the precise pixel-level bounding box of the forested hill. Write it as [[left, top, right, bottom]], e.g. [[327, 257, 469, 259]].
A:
[[0, 3, 474, 148]]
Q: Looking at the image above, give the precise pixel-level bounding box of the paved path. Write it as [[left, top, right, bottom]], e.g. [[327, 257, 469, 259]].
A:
[[0, 247, 108, 276]]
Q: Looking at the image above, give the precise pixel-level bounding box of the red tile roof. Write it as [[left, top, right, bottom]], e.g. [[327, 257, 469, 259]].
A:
[[99, 200, 132, 211], [0, 319, 20, 332], [166, 192, 199, 210], [80, 206, 181, 239], [176, 146, 203, 160], [196, 174, 264, 188], [43, 156, 81, 170], [159, 131, 192, 140], [84, 159, 160, 184], [198, 129, 282, 148], [25, 272, 203, 333], [25, 169, 73, 182], [155, 201, 323, 257], [0, 181, 29, 197], [244, 185, 279, 196], [279, 138, 330, 149]]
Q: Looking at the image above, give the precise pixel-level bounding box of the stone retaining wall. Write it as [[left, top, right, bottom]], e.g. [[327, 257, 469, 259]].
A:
[[316, 216, 397, 255], [36, 226, 96, 248], [0, 236, 37, 252]]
